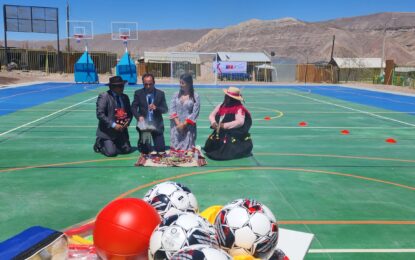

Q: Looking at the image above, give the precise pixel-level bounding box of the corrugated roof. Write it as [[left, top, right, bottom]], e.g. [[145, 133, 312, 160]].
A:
[[144, 52, 201, 64], [395, 67, 415, 73], [333, 58, 384, 69], [217, 52, 271, 62]]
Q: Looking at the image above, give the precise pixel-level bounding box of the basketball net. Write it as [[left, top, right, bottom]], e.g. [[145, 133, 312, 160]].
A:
[[74, 34, 88, 51], [74, 34, 83, 44], [120, 35, 129, 53]]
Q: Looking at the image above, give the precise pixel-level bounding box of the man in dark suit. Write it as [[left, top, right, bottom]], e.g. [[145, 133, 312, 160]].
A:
[[93, 76, 133, 157], [131, 73, 168, 154]]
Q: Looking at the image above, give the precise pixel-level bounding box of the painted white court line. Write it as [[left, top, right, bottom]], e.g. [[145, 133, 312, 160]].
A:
[[312, 87, 415, 105], [309, 248, 415, 253], [0, 84, 78, 101], [0, 81, 49, 89], [2, 108, 414, 114], [3, 125, 414, 129], [0, 96, 97, 137], [343, 84, 415, 98], [287, 91, 415, 127]]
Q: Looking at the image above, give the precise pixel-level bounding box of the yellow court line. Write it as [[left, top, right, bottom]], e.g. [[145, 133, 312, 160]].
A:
[[0, 157, 135, 173], [255, 152, 415, 164], [249, 106, 284, 120], [115, 167, 415, 201], [52, 163, 415, 229], [2, 152, 415, 174]]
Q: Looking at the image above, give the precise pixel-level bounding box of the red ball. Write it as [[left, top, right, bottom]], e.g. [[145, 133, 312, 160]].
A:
[[93, 198, 160, 259]]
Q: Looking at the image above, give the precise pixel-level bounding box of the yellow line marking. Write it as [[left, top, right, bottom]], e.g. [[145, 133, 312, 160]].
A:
[[0, 157, 135, 173], [2, 153, 415, 174], [249, 106, 284, 121], [115, 167, 415, 200], [255, 152, 415, 164], [74, 167, 414, 228]]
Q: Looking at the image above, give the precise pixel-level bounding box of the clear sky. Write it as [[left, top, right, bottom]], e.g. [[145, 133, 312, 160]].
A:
[[1, 0, 415, 41]]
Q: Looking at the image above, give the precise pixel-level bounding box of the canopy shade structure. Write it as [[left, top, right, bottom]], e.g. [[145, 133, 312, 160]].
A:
[[255, 64, 276, 70], [116, 52, 137, 84], [74, 51, 99, 83]]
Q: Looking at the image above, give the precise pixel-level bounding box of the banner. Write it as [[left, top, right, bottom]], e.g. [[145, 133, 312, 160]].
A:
[[213, 62, 247, 74]]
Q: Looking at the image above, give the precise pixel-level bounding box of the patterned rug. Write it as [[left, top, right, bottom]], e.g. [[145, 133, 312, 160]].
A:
[[134, 148, 207, 167]]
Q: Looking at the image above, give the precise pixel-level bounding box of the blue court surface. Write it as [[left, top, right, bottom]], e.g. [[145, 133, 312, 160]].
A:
[[1, 83, 415, 115]]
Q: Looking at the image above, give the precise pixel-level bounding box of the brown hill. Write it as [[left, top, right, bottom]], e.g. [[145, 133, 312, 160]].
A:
[[2, 12, 415, 65], [171, 13, 415, 65]]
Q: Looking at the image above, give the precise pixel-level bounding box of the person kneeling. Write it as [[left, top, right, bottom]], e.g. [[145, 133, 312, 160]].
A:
[[93, 76, 132, 157], [204, 86, 253, 160]]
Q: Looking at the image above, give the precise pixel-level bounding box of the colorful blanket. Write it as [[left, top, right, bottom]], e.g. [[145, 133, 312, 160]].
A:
[[135, 148, 207, 167]]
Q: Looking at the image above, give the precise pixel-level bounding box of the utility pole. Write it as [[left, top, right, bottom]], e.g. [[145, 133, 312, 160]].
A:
[[330, 35, 335, 61], [66, 0, 70, 52], [380, 15, 396, 77]]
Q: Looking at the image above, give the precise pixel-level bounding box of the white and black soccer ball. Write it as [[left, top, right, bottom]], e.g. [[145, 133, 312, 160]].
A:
[[144, 181, 198, 218], [171, 245, 232, 260], [268, 248, 288, 260], [214, 199, 279, 259], [149, 212, 219, 260]]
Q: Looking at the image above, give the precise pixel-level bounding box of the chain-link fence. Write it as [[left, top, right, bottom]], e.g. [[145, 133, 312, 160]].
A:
[[2, 48, 412, 87], [392, 66, 415, 87]]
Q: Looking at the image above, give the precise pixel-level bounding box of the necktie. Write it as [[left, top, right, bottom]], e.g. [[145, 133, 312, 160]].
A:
[[115, 95, 122, 108]]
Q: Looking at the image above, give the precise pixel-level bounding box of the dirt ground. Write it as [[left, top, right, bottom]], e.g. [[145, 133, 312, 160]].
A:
[[1, 70, 414, 95]]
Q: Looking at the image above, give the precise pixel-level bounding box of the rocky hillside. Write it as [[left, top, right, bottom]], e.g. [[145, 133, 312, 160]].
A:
[[171, 13, 415, 65], [2, 12, 415, 65]]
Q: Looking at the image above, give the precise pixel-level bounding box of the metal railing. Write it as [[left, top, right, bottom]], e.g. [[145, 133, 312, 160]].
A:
[[1, 47, 117, 74]]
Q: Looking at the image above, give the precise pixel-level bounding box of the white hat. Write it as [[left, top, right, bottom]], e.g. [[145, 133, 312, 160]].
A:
[[223, 86, 244, 101]]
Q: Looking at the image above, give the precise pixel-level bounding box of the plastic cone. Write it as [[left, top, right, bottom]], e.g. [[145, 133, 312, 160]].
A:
[[264, 116, 271, 121], [341, 130, 350, 135], [385, 138, 397, 144], [298, 121, 308, 127]]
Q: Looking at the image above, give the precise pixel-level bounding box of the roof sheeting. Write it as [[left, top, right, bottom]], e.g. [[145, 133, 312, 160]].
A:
[[217, 52, 271, 62], [144, 52, 201, 64], [395, 67, 415, 73], [255, 64, 276, 70], [333, 58, 385, 69]]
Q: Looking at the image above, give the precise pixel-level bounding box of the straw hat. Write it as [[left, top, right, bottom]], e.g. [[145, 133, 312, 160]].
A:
[[223, 86, 244, 101]]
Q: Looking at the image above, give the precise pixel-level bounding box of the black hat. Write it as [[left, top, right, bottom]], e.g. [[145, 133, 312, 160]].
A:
[[107, 76, 127, 87]]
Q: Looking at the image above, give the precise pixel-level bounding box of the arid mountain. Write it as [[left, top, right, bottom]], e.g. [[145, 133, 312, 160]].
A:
[[171, 13, 415, 65], [2, 12, 415, 65]]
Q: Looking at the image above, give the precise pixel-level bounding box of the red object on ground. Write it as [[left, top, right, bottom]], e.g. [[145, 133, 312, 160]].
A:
[[386, 138, 397, 143], [93, 198, 160, 259], [264, 116, 271, 120], [298, 121, 308, 127], [64, 222, 95, 236], [341, 130, 350, 135]]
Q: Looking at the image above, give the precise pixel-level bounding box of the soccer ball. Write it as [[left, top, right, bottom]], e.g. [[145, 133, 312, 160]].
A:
[[268, 248, 288, 260], [171, 245, 232, 260], [214, 199, 279, 259], [148, 212, 219, 260], [144, 181, 198, 218]]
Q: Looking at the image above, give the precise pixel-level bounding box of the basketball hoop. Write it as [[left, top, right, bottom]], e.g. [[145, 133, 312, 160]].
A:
[[120, 35, 129, 44], [74, 34, 84, 44]]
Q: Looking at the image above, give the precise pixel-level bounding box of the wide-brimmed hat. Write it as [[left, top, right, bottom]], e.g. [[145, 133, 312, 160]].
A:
[[223, 86, 244, 101], [106, 76, 127, 87]]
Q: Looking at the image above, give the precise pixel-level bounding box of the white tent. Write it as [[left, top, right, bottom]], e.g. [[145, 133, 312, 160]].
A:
[[255, 64, 277, 81]]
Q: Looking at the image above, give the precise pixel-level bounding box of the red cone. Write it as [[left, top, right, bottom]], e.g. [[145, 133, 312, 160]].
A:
[[341, 130, 350, 135], [386, 138, 397, 144], [264, 116, 271, 121], [298, 121, 308, 127]]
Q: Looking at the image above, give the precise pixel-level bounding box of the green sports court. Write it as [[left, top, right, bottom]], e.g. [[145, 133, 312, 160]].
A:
[[0, 82, 415, 259]]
